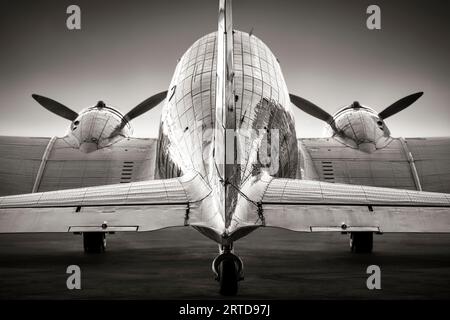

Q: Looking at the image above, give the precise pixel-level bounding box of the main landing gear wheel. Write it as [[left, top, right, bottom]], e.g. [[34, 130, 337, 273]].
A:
[[212, 244, 244, 296], [83, 232, 106, 253], [350, 232, 373, 253]]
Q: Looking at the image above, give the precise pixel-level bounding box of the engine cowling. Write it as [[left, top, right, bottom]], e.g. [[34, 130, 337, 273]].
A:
[[64, 101, 132, 153], [32, 91, 167, 153], [326, 102, 391, 152], [290, 92, 423, 153]]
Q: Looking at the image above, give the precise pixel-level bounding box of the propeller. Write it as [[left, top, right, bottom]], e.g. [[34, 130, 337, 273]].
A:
[[378, 92, 423, 120], [289, 94, 333, 123], [32, 94, 78, 121], [290, 91, 424, 123], [110, 90, 168, 136], [123, 91, 168, 123]]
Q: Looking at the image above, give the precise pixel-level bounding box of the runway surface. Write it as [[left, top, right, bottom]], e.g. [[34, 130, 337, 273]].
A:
[[0, 228, 449, 299]]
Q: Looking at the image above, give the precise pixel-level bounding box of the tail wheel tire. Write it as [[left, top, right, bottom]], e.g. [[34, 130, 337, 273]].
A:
[[350, 232, 373, 253], [219, 258, 239, 296], [83, 232, 106, 253]]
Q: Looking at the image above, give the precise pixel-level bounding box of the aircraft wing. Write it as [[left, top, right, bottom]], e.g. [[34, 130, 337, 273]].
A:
[[0, 172, 210, 233], [297, 137, 450, 193], [235, 176, 450, 234], [0, 136, 159, 196]]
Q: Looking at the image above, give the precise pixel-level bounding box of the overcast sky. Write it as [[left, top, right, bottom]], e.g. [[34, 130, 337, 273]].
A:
[[0, 0, 448, 138]]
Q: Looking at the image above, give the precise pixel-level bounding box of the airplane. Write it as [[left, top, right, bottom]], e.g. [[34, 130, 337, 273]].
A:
[[0, 0, 449, 296]]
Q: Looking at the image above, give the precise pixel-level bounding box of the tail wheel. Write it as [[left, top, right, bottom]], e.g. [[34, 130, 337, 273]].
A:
[[350, 232, 373, 253], [83, 232, 106, 253], [219, 258, 239, 296]]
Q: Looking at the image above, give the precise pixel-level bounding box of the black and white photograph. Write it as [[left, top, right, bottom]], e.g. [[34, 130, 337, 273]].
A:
[[0, 0, 449, 315]]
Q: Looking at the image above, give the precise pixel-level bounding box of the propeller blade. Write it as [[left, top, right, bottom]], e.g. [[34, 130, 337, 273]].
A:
[[378, 92, 424, 120], [289, 94, 333, 123], [122, 91, 168, 123], [32, 94, 78, 121], [109, 91, 168, 137]]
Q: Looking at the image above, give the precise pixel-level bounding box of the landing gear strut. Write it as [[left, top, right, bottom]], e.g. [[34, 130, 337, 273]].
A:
[[350, 232, 373, 253], [212, 243, 244, 296], [83, 232, 106, 253]]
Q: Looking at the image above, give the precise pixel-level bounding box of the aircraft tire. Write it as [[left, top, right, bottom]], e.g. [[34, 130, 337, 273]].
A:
[[350, 232, 373, 253], [83, 232, 106, 253], [219, 258, 239, 296]]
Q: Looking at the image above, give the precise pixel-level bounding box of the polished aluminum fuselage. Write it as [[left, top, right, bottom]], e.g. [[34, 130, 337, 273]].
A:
[[156, 31, 298, 235]]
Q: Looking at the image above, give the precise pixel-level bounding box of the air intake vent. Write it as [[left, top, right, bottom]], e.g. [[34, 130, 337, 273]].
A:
[[321, 161, 334, 183], [120, 161, 134, 183]]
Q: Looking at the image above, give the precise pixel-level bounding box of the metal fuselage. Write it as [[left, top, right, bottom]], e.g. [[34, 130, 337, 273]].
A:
[[156, 31, 298, 238]]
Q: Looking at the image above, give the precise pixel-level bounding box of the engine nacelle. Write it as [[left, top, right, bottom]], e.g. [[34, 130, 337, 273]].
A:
[[64, 101, 132, 153], [325, 102, 391, 152], [32, 91, 167, 153], [290, 92, 423, 154]]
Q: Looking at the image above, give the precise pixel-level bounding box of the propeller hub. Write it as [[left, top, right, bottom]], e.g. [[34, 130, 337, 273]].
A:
[[96, 101, 106, 109], [351, 101, 361, 109]]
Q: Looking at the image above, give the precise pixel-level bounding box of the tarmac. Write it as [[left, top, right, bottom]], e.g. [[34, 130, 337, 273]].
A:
[[0, 228, 449, 299]]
